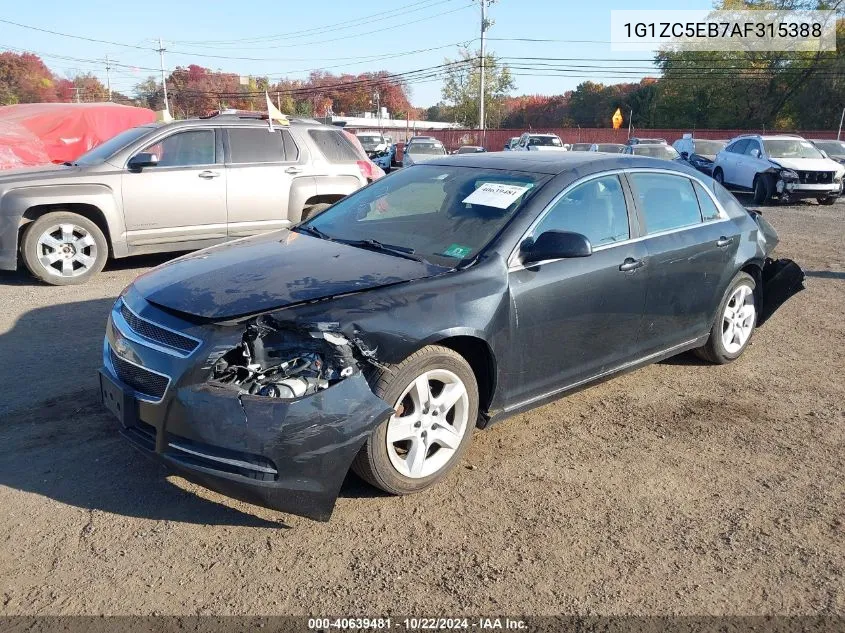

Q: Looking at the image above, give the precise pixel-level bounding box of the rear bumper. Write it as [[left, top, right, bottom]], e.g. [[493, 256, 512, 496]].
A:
[[759, 257, 805, 326]]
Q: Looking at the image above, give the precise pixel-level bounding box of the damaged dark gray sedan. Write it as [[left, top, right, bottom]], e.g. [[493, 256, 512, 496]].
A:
[[99, 152, 803, 521]]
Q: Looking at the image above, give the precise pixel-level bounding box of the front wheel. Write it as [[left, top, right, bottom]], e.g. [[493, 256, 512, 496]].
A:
[[694, 272, 757, 364], [817, 196, 837, 206], [21, 211, 108, 285], [352, 345, 478, 495], [753, 175, 772, 205], [713, 168, 725, 186]]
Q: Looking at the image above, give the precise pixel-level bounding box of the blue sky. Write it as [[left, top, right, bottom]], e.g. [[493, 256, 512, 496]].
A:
[[1, 0, 712, 108]]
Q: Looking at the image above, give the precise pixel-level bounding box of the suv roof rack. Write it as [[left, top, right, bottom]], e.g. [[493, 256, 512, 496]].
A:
[[198, 109, 270, 120]]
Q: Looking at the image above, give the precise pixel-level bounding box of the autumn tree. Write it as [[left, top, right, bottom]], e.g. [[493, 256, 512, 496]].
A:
[[441, 49, 515, 128], [0, 52, 59, 104]]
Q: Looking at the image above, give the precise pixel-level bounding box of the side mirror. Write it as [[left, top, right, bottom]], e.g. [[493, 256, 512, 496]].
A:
[[680, 151, 689, 160], [521, 230, 592, 265], [127, 152, 159, 170], [750, 148, 760, 158]]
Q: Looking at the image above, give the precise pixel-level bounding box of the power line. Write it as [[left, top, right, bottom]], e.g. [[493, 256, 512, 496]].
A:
[[171, 0, 456, 46]]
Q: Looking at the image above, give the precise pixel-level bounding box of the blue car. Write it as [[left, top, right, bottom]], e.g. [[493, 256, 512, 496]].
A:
[[356, 132, 395, 173]]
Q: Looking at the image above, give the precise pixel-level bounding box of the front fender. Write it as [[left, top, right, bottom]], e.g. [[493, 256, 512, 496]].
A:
[[0, 183, 124, 267]]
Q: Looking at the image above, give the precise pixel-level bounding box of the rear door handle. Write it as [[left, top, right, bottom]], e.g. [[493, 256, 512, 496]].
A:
[[285, 166, 304, 175], [716, 236, 734, 248], [198, 170, 220, 179], [619, 257, 644, 272]]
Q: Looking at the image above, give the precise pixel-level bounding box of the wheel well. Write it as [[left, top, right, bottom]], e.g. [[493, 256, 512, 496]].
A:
[[436, 336, 496, 421], [304, 194, 345, 209], [19, 203, 112, 254]]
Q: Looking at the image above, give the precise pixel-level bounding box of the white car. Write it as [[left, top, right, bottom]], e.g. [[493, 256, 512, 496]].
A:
[[513, 133, 566, 151], [402, 137, 447, 167], [713, 134, 844, 205]]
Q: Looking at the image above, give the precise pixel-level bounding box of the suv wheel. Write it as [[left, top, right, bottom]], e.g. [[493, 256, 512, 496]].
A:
[[301, 203, 331, 221], [753, 175, 772, 205], [817, 196, 837, 206], [713, 168, 725, 185], [21, 211, 108, 285]]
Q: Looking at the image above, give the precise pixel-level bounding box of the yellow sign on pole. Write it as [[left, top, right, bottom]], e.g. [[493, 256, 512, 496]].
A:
[[612, 108, 623, 129]]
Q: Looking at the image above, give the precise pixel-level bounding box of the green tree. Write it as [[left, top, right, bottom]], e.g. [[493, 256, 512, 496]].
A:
[[441, 49, 515, 127]]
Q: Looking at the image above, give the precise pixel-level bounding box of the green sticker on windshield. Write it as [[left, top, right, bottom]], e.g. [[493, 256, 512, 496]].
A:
[[443, 244, 472, 258]]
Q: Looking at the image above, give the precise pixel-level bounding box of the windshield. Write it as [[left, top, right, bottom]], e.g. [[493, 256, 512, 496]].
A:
[[694, 140, 727, 156], [571, 144, 591, 151], [299, 165, 549, 267], [75, 126, 158, 165], [634, 144, 680, 159], [407, 142, 445, 155], [357, 135, 383, 148], [529, 136, 562, 147], [596, 144, 625, 153], [812, 140, 845, 155], [763, 139, 824, 160]]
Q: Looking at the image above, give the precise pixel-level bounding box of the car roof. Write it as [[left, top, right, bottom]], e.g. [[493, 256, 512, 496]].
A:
[[422, 150, 701, 176]]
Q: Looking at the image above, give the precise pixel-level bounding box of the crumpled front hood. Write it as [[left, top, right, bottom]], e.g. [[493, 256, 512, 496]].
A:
[[773, 157, 845, 174], [133, 229, 449, 320]]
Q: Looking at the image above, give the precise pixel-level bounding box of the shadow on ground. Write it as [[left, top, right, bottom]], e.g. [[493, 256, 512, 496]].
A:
[[0, 253, 182, 287], [0, 297, 283, 527]]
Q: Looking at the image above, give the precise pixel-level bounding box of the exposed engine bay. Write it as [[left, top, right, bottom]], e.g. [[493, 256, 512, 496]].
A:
[[210, 318, 361, 399]]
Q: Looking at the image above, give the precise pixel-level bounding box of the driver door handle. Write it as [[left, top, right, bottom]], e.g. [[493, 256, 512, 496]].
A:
[[285, 166, 304, 174], [198, 170, 220, 179], [619, 257, 644, 272], [716, 236, 734, 248]]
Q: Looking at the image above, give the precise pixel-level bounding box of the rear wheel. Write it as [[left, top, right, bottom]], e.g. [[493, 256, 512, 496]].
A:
[[694, 272, 757, 364], [21, 211, 107, 285], [713, 168, 725, 186], [753, 175, 772, 204], [817, 196, 837, 206], [301, 203, 331, 222], [352, 345, 478, 495]]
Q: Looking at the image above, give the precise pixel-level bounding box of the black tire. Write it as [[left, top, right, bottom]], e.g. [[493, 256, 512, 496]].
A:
[[713, 168, 725, 185], [694, 272, 757, 365], [21, 211, 108, 285], [817, 196, 837, 206], [753, 175, 772, 205], [352, 345, 478, 495], [301, 203, 332, 221]]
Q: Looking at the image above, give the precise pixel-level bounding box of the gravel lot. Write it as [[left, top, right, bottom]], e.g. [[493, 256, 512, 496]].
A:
[[0, 198, 842, 617]]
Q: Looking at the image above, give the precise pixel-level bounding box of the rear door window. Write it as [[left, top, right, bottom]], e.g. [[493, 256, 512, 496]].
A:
[[227, 128, 288, 163], [308, 130, 361, 162], [628, 172, 703, 233]]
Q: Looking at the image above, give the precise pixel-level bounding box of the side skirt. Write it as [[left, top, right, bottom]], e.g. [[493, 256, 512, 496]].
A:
[[482, 335, 709, 428]]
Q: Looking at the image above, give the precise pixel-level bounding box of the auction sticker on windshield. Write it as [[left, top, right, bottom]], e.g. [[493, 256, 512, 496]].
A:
[[463, 183, 532, 209], [443, 244, 472, 258]]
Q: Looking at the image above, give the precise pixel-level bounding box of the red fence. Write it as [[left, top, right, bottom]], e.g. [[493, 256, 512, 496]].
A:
[[415, 128, 841, 152]]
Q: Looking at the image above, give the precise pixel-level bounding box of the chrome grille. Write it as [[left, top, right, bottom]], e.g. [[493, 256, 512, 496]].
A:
[[109, 347, 169, 400], [119, 301, 199, 354]]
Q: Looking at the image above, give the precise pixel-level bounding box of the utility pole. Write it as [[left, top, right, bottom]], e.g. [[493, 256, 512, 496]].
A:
[[157, 37, 169, 112], [374, 90, 381, 132], [838, 106, 844, 140], [628, 108, 633, 139], [276, 92, 282, 113], [105, 55, 112, 102], [73, 87, 81, 103]]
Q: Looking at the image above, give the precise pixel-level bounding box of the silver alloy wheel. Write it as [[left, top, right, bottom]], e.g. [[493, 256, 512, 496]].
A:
[[722, 284, 756, 354], [36, 223, 98, 278], [385, 369, 470, 479]]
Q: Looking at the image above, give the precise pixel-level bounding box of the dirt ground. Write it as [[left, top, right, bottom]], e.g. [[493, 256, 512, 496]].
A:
[[0, 198, 842, 617]]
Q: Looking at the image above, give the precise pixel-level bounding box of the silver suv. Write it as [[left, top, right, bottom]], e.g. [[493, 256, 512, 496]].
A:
[[0, 113, 380, 285]]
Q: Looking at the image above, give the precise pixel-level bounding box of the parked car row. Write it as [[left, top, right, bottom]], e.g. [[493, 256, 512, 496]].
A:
[[675, 133, 844, 205]]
